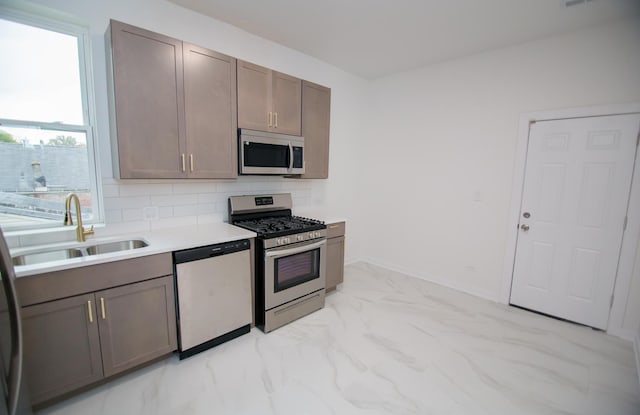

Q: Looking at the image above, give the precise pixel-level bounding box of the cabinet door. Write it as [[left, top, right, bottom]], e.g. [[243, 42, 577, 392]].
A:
[[326, 235, 345, 291], [301, 81, 331, 178], [184, 43, 238, 178], [97, 276, 177, 377], [237, 60, 271, 132], [22, 294, 103, 405], [109, 20, 187, 178], [272, 71, 302, 135]]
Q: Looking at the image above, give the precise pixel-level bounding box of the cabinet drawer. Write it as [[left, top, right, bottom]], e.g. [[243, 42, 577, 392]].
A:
[[326, 222, 345, 238]]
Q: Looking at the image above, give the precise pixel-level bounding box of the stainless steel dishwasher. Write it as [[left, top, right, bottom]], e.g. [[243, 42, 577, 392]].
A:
[[173, 239, 252, 359]]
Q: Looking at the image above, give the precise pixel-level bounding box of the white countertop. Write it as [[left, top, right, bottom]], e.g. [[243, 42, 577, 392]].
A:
[[12, 223, 256, 278], [296, 207, 346, 225]]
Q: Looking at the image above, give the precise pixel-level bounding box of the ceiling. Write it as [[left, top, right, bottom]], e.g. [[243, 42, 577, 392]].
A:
[[168, 0, 640, 79]]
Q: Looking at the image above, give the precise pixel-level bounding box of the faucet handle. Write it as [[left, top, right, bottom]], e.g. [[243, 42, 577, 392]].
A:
[[83, 225, 95, 237]]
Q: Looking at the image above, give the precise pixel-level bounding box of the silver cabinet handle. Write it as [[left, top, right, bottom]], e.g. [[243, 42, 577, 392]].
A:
[[268, 111, 273, 127], [189, 154, 194, 172], [181, 153, 186, 172], [100, 297, 106, 320], [520, 224, 530, 231], [274, 112, 278, 128]]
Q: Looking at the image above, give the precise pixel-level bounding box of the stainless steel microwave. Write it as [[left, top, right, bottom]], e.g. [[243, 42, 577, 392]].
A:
[[238, 129, 304, 175]]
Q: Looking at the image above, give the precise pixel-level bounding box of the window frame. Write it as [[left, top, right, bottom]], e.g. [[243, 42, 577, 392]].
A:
[[0, 4, 103, 231]]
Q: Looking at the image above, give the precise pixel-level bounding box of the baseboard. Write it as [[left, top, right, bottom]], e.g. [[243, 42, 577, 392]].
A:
[[360, 257, 499, 303], [635, 332, 640, 390], [605, 326, 635, 342]]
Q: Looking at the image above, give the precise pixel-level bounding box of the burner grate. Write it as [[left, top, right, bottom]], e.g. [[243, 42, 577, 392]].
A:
[[234, 216, 325, 238]]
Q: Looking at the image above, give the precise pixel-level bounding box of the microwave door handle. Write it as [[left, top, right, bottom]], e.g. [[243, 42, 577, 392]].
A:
[[265, 239, 326, 258], [288, 142, 294, 170]]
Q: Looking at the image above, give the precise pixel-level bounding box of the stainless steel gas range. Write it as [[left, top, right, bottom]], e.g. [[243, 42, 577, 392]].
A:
[[229, 193, 326, 332]]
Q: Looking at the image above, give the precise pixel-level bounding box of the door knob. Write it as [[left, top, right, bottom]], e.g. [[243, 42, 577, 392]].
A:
[[520, 224, 530, 231]]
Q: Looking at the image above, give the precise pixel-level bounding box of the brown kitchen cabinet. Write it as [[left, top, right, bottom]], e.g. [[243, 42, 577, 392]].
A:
[[325, 221, 346, 291], [17, 254, 177, 407], [97, 276, 177, 377], [300, 81, 331, 179], [237, 60, 302, 136], [21, 293, 103, 405], [107, 20, 237, 179], [183, 43, 237, 178]]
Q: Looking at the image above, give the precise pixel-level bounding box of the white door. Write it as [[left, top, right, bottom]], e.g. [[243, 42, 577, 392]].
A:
[[510, 114, 640, 329]]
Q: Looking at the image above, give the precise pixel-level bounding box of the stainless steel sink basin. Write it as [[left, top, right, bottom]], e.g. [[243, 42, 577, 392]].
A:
[[84, 239, 148, 255], [12, 248, 84, 266], [12, 239, 149, 266]]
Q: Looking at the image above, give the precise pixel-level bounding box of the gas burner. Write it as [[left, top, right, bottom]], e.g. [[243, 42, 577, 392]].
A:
[[234, 216, 325, 238]]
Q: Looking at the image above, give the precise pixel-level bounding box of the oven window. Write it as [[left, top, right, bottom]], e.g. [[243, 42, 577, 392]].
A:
[[274, 248, 320, 292]]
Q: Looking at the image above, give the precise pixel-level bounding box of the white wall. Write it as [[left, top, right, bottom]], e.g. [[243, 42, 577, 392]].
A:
[[20, 0, 371, 263], [362, 17, 640, 308]]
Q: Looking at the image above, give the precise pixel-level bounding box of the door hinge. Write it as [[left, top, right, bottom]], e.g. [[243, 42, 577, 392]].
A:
[[623, 216, 628, 231], [610, 294, 615, 309]]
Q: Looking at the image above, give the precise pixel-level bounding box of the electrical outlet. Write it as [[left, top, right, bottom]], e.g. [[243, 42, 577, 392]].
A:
[[143, 206, 159, 221]]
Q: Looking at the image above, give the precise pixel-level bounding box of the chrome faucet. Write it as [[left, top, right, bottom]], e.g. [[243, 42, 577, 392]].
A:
[[64, 193, 94, 242]]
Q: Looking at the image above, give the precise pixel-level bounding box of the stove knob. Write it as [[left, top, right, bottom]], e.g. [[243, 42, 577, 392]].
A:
[[308, 232, 313, 239], [284, 237, 290, 244], [314, 231, 320, 238], [276, 238, 282, 245], [297, 235, 303, 241]]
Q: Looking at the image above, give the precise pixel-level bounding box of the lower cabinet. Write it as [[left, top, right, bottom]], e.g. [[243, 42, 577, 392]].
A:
[[326, 222, 346, 291], [21, 293, 103, 404], [22, 275, 176, 405]]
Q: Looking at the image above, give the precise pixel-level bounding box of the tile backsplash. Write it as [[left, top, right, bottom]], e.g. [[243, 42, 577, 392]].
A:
[[102, 176, 317, 233], [8, 176, 321, 248]]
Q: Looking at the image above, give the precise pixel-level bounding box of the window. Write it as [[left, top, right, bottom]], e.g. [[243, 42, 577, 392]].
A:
[[0, 7, 102, 231]]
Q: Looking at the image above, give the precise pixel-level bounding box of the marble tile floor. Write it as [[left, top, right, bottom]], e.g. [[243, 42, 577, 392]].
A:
[[38, 262, 640, 415]]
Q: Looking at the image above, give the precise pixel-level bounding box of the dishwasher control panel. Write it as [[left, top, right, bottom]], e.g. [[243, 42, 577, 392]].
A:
[[173, 239, 250, 264]]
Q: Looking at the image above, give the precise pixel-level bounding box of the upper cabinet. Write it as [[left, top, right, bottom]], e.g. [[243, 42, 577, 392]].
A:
[[183, 43, 237, 178], [106, 20, 237, 179], [300, 81, 331, 179], [106, 20, 330, 180], [107, 21, 186, 179], [237, 60, 302, 136]]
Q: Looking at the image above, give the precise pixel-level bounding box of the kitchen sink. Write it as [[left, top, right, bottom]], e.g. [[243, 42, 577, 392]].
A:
[[12, 248, 85, 266], [12, 239, 149, 266], [84, 239, 148, 255]]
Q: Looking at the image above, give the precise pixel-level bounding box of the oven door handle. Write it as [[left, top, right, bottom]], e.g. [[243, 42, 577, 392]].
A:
[[266, 239, 326, 258]]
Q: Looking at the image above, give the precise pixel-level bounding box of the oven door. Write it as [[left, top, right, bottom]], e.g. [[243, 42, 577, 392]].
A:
[[264, 239, 326, 310]]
